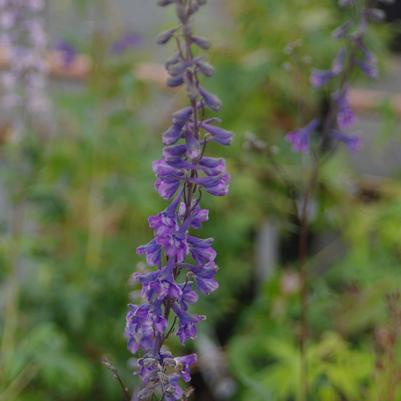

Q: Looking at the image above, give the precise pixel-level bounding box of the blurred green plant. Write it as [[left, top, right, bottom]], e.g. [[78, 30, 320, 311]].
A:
[[0, 1, 399, 401], [230, 330, 374, 401], [210, 1, 401, 401]]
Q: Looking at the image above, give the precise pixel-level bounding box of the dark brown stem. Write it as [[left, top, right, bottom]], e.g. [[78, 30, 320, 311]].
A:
[[163, 316, 178, 342], [101, 357, 131, 401], [264, 146, 299, 217], [298, 156, 320, 401]]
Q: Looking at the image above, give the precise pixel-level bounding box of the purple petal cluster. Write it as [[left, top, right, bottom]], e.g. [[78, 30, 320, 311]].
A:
[[0, 0, 50, 129], [286, 119, 320, 153], [110, 32, 143, 55], [54, 40, 77, 67], [287, 0, 381, 153], [125, 1, 232, 400], [53, 31, 143, 68]]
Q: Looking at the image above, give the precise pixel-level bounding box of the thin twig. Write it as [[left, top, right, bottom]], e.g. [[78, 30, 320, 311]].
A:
[[101, 356, 131, 401], [163, 316, 178, 343]]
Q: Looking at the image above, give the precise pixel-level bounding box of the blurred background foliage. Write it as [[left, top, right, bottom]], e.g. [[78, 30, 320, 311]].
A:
[[0, 0, 401, 401]]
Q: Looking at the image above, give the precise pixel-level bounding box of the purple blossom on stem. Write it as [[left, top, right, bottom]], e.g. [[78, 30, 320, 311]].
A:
[[332, 129, 362, 152], [356, 43, 379, 78], [334, 88, 356, 130], [310, 69, 335, 88], [125, 1, 232, 400], [286, 119, 320, 153], [288, 0, 381, 153], [310, 48, 346, 88]]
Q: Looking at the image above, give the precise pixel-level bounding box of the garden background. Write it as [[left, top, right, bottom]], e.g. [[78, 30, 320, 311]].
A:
[[1, 1, 401, 400]]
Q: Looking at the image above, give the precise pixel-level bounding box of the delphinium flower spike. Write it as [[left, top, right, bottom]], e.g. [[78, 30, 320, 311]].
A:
[[287, 0, 385, 153], [125, 1, 233, 400]]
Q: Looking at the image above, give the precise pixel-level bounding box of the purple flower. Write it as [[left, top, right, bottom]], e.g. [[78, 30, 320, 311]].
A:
[[165, 375, 185, 401], [332, 21, 352, 39], [331, 48, 346, 74], [149, 213, 177, 238], [201, 122, 233, 145], [173, 107, 193, 124], [188, 236, 217, 264], [135, 353, 190, 401], [179, 284, 199, 310], [191, 36, 211, 50], [178, 202, 209, 229], [286, 119, 320, 153], [188, 261, 219, 295], [199, 157, 226, 176], [54, 40, 77, 66], [153, 160, 185, 199], [289, 0, 378, 156], [163, 124, 185, 146], [335, 89, 356, 129], [185, 128, 201, 159], [111, 31, 142, 54], [310, 69, 335, 88], [137, 239, 162, 267], [157, 28, 178, 45], [175, 354, 197, 382], [351, 37, 378, 78], [332, 130, 362, 152], [357, 52, 378, 78], [198, 86, 222, 112], [125, 304, 167, 353], [173, 305, 206, 344], [163, 144, 188, 160], [191, 174, 230, 196], [338, 106, 355, 130], [137, 358, 159, 383], [310, 49, 346, 88]]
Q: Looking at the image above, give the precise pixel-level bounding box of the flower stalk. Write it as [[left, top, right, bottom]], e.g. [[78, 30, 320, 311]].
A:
[[284, 2, 385, 400]]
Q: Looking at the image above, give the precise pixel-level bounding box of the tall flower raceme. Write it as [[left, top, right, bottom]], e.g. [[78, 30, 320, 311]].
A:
[[125, 1, 232, 400], [0, 0, 50, 133], [286, 0, 385, 153]]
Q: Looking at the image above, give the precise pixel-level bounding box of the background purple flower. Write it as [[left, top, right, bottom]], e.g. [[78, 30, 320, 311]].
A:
[[286, 119, 320, 153], [111, 31, 143, 55], [0, 0, 50, 134], [54, 40, 77, 66], [286, 0, 381, 153]]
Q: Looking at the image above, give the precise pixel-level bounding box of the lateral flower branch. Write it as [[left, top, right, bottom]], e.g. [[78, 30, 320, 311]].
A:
[[287, 0, 383, 153], [125, 1, 233, 400]]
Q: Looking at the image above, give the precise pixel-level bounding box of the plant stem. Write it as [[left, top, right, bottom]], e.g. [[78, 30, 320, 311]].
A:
[[101, 357, 131, 401], [298, 157, 320, 401]]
